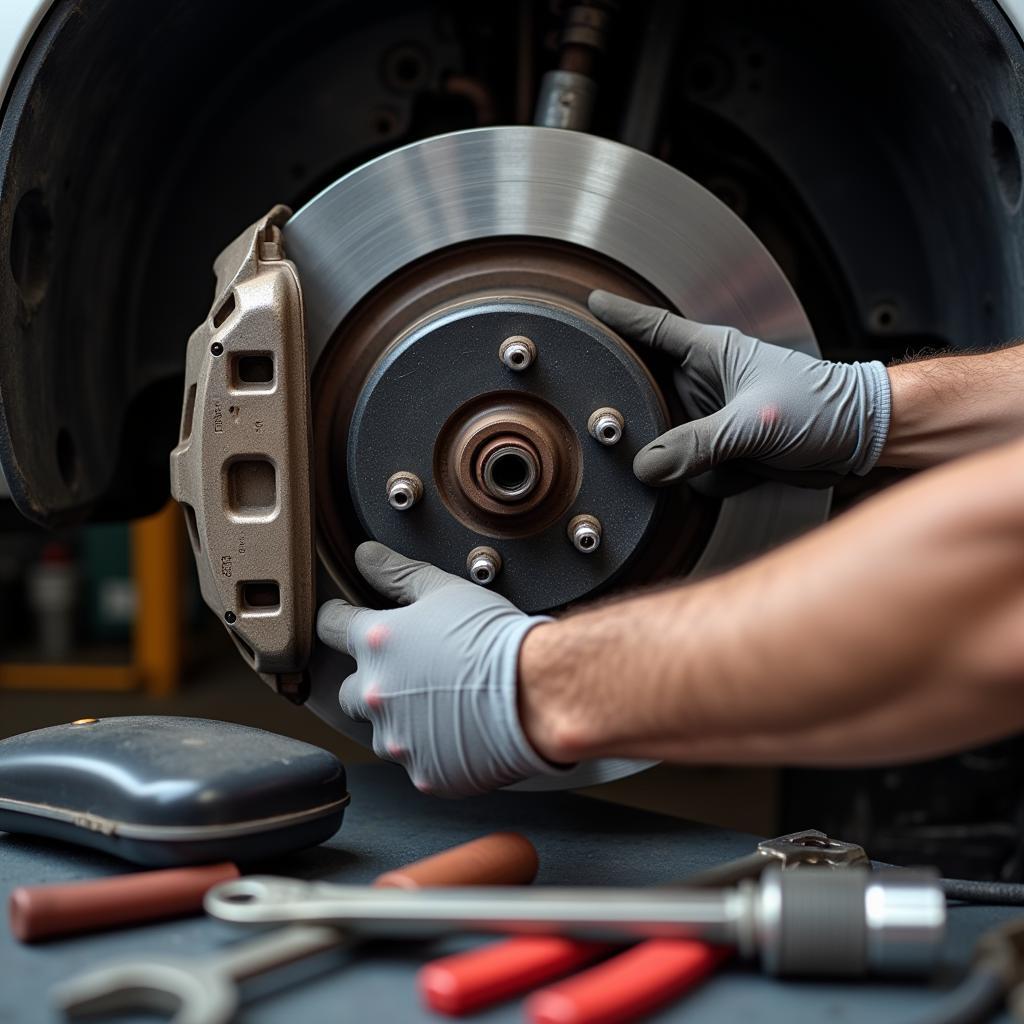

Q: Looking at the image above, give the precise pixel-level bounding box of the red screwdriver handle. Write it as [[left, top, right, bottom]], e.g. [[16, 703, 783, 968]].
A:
[[419, 936, 615, 1016], [526, 939, 732, 1024]]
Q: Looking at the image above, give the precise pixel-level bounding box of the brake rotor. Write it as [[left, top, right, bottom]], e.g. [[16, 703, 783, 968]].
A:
[[284, 126, 829, 791]]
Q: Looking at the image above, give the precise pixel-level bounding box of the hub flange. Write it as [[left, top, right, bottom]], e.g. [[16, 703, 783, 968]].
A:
[[346, 298, 668, 611]]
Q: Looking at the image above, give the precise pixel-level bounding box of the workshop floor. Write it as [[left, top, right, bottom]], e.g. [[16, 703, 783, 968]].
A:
[[0, 633, 779, 835]]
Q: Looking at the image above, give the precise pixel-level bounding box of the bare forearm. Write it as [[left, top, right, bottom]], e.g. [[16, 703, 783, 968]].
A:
[[520, 438, 1024, 766], [880, 343, 1024, 467]]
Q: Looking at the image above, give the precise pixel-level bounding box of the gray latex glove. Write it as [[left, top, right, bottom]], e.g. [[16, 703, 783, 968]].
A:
[[316, 541, 565, 798], [588, 290, 892, 490]]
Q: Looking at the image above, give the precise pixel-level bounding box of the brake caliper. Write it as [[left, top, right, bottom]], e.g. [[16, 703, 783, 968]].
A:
[[170, 206, 314, 702]]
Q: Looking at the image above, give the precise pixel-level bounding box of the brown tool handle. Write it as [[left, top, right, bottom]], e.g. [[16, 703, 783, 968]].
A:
[[11, 832, 539, 942], [9, 861, 240, 942], [374, 832, 539, 889]]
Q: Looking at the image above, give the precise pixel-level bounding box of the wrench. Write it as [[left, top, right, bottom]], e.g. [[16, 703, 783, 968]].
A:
[[53, 924, 341, 1024], [203, 868, 946, 977], [415, 828, 868, 1016], [53, 831, 538, 1024]]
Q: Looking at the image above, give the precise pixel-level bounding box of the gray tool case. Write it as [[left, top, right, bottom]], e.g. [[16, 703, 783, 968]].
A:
[[0, 716, 349, 865]]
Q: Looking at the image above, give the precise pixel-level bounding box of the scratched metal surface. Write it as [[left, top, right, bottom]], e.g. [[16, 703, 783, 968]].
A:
[[0, 764, 1016, 1023]]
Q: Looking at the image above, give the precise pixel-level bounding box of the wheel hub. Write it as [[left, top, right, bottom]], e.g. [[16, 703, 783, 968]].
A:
[[310, 235, 706, 614], [345, 297, 668, 610], [440, 394, 575, 527], [284, 125, 830, 790]]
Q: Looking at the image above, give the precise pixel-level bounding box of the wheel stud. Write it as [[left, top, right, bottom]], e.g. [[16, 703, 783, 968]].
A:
[[386, 472, 423, 510], [588, 407, 624, 446], [499, 335, 537, 371], [467, 546, 502, 584], [568, 514, 602, 554]]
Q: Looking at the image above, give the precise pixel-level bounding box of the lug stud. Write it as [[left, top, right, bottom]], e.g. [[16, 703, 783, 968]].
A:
[[386, 472, 423, 511], [568, 514, 602, 554], [467, 546, 502, 585], [499, 336, 537, 372], [588, 407, 624, 446]]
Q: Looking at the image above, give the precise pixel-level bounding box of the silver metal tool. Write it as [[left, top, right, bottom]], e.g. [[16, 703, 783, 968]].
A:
[[206, 867, 946, 978], [682, 828, 869, 887], [52, 924, 343, 1024]]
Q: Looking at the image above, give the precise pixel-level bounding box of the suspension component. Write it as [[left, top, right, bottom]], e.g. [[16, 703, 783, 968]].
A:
[[534, 4, 612, 132]]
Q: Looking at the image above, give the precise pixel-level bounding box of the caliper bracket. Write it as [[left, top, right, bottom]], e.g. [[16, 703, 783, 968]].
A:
[[170, 206, 314, 702]]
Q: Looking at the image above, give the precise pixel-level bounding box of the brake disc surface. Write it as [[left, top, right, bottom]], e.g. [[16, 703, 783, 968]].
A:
[[284, 126, 829, 791]]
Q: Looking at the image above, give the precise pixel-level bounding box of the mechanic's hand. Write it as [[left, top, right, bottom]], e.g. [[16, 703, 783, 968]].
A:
[[316, 541, 566, 798], [588, 290, 892, 490]]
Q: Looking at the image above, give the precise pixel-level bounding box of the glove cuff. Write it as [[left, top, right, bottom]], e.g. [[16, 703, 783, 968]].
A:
[[851, 360, 892, 476], [497, 615, 578, 783]]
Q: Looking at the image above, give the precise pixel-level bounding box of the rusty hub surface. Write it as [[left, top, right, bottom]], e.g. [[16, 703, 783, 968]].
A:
[[312, 237, 714, 611], [437, 392, 581, 537]]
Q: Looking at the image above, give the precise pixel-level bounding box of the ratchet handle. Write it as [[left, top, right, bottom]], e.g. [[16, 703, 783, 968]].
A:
[[526, 939, 731, 1024], [419, 936, 614, 1015]]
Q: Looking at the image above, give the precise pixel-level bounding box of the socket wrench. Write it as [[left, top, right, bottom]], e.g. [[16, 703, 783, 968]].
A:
[[207, 866, 945, 978]]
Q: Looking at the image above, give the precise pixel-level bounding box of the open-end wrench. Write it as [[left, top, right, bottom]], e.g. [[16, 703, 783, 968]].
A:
[[53, 832, 538, 1024], [53, 924, 341, 1024]]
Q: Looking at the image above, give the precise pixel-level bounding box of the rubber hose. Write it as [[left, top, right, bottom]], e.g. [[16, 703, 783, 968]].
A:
[[940, 879, 1024, 907], [872, 861, 1024, 907]]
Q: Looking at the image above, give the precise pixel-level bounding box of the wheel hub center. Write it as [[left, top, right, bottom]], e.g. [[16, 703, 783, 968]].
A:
[[436, 388, 580, 534], [342, 296, 670, 610], [478, 441, 539, 502]]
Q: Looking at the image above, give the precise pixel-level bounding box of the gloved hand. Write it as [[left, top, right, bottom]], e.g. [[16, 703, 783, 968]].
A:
[[316, 541, 566, 798], [588, 290, 892, 490]]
